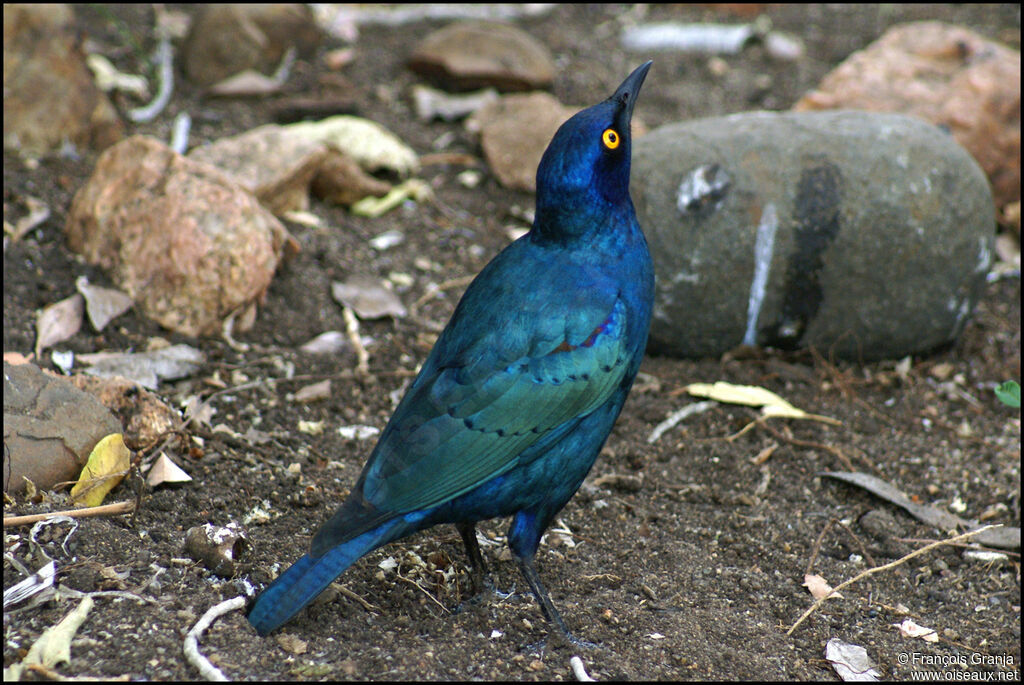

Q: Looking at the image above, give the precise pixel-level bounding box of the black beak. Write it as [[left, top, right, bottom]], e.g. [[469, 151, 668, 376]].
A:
[[611, 60, 653, 122]]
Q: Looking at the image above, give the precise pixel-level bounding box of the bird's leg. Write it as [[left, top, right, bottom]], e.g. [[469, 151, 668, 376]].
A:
[[456, 522, 491, 596], [516, 554, 598, 649]]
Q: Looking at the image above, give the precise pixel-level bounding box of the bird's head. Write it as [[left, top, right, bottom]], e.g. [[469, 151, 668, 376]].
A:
[[532, 61, 652, 243]]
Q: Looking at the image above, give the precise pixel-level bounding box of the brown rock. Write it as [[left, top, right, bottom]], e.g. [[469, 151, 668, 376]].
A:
[[183, 4, 322, 87], [468, 92, 576, 191], [3, 4, 123, 156], [794, 21, 1020, 209], [4, 362, 123, 495], [68, 375, 180, 451], [408, 21, 555, 92], [188, 124, 328, 215], [65, 135, 296, 336]]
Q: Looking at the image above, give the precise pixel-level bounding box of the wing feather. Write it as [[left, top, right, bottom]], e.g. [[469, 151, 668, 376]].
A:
[[361, 298, 629, 512]]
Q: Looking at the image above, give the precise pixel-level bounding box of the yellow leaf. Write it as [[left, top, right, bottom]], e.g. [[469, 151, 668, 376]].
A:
[[686, 381, 840, 425], [70, 433, 130, 507]]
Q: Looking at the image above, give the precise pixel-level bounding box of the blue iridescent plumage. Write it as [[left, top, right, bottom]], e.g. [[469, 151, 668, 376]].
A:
[[248, 61, 655, 643]]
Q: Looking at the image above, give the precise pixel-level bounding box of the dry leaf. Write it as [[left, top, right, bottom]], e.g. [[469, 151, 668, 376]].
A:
[[208, 70, 286, 97], [686, 381, 841, 425], [78, 344, 205, 390], [146, 452, 192, 487], [338, 424, 380, 440], [332, 277, 407, 319], [3, 596, 94, 681], [294, 379, 331, 403], [825, 638, 880, 681], [3, 561, 56, 609], [298, 420, 325, 435], [820, 472, 1020, 550], [285, 115, 419, 176], [35, 293, 84, 357], [86, 53, 149, 98], [5, 195, 51, 242], [299, 331, 348, 355], [275, 633, 308, 655], [894, 618, 939, 642], [350, 179, 431, 218], [75, 276, 133, 332], [803, 573, 844, 600], [70, 433, 131, 507]]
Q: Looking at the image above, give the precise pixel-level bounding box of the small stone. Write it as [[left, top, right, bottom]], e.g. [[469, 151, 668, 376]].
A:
[[468, 92, 576, 191], [182, 4, 321, 87], [3, 4, 123, 156], [408, 21, 554, 92]]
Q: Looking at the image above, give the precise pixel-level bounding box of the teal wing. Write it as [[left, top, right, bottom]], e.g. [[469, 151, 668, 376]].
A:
[[360, 297, 630, 513]]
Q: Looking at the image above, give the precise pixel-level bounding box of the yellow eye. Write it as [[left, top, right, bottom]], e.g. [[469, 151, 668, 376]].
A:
[[602, 128, 620, 150]]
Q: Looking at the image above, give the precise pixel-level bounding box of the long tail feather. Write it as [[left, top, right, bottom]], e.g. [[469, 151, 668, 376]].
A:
[[248, 519, 402, 635]]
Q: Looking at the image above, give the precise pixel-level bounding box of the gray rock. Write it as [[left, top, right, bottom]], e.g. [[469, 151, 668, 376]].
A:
[[4, 362, 122, 494], [631, 110, 995, 360]]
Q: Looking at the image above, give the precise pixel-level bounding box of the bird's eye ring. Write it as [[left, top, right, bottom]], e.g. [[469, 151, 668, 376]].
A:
[[602, 128, 620, 150]]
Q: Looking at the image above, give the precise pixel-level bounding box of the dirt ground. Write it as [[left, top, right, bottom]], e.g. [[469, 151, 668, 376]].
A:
[[3, 4, 1020, 681]]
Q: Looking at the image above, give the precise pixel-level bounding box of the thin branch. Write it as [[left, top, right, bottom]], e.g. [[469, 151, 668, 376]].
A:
[[787, 525, 998, 635], [4, 500, 135, 527]]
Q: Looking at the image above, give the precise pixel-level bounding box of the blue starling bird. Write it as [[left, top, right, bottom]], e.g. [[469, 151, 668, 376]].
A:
[[248, 61, 655, 644]]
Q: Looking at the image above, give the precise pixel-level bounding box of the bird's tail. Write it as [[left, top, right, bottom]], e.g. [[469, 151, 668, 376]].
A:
[[247, 518, 404, 636]]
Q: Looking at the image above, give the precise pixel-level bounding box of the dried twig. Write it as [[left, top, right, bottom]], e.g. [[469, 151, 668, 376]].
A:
[[394, 574, 450, 614], [758, 422, 858, 472], [3, 500, 136, 527], [836, 518, 877, 569], [804, 519, 835, 577], [183, 596, 247, 681], [335, 584, 381, 613], [343, 305, 371, 380], [787, 525, 998, 635]]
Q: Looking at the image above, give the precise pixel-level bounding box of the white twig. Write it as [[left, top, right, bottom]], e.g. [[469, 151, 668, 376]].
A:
[[170, 112, 192, 154], [571, 655, 596, 681], [129, 37, 174, 122], [343, 305, 370, 378], [184, 596, 247, 681], [647, 400, 716, 443]]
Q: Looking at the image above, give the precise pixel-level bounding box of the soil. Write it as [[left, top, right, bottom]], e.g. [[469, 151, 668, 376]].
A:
[[3, 4, 1020, 681]]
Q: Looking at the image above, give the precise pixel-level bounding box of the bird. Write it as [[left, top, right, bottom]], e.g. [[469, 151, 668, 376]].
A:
[[248, 61, 655, 645]]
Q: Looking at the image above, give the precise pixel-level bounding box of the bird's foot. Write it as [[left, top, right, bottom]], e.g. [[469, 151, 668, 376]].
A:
[[453, 576, 515, 614], [520, 625, 602, 653]]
